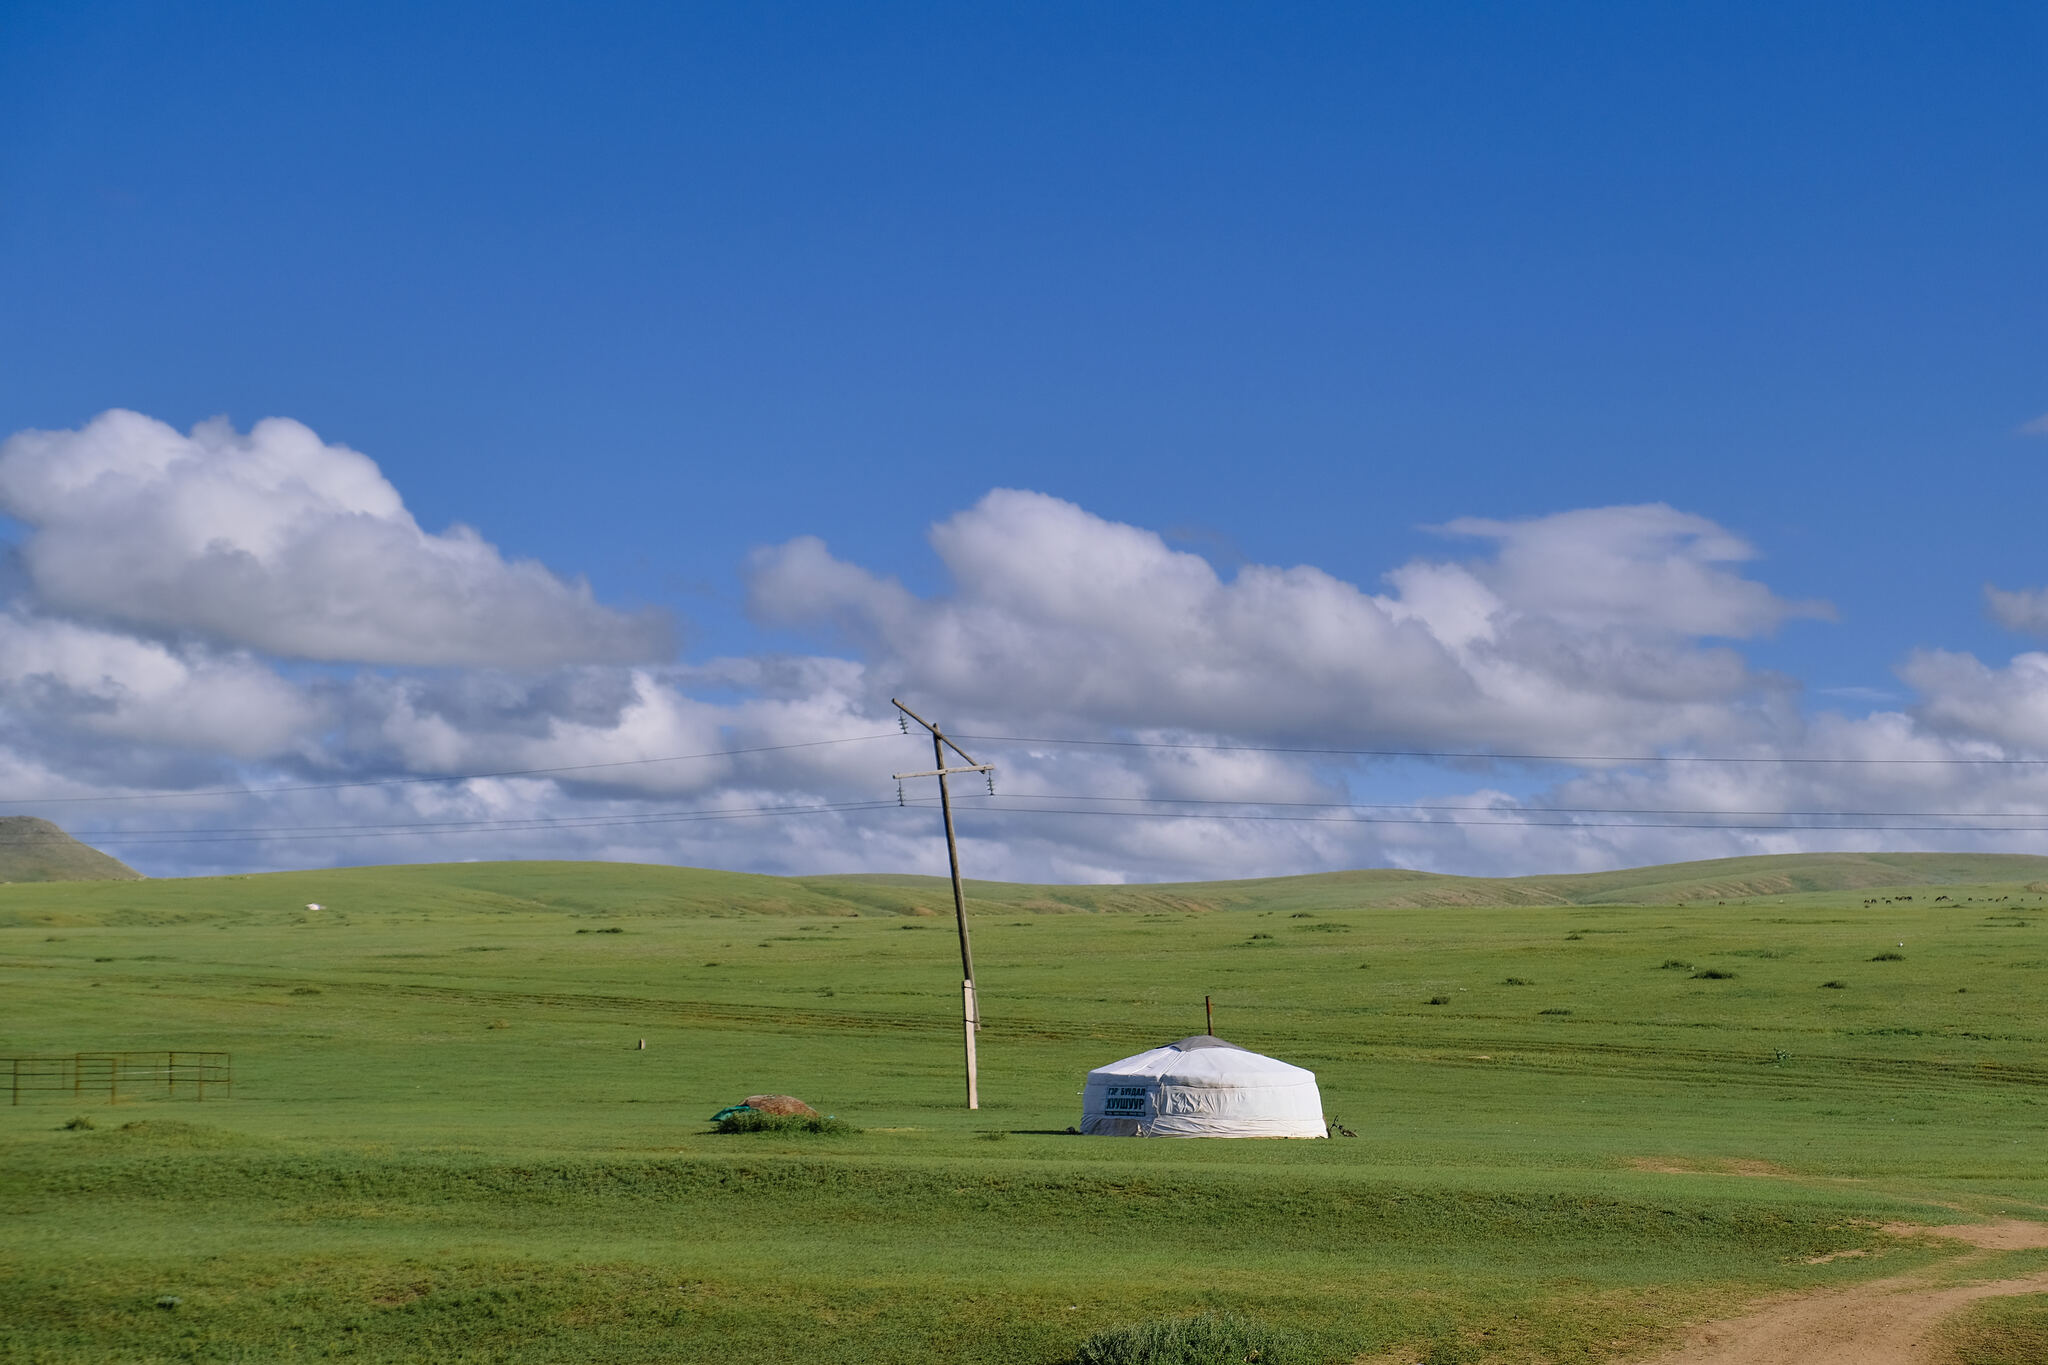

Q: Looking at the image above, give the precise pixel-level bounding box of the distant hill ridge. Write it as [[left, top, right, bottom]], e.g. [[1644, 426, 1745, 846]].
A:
[[0, 817, 142, 883], [819, 851, 2048, 912], [9, 849, 2048, 925]]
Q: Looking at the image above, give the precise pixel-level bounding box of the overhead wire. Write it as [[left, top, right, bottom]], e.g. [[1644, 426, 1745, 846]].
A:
[[8, 726, 2046, 817], [901, 797, 2048, 834], [29, 791, 2048, 850], [951, 732, 2047, 766], [0, 733, 903, 806], [0, 798, 903, 847], [971, 792, 2048, 820], [18, 724, 2048, 848]]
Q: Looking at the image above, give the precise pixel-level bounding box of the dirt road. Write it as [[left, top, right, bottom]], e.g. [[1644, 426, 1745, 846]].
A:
[[1646, 1221, 2048, 1365]]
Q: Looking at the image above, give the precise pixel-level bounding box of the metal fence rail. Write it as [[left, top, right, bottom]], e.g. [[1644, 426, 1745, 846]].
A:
[[5, 1051, 231, 1105]]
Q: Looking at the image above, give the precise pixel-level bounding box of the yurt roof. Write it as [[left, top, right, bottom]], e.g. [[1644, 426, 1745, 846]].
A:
[[1087, 1035, 1315, 1087]]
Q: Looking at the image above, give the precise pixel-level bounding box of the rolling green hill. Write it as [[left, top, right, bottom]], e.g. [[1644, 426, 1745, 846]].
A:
[[1109, 849, 2048, 911], [0, 816, 141, 883], [5, 848, 2048, 926], [9, 845, 2048, 1362]]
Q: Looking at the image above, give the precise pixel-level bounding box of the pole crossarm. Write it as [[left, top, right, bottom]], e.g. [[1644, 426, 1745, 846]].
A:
[[892, 764, 994, 780], [890, 698, 982, 767]]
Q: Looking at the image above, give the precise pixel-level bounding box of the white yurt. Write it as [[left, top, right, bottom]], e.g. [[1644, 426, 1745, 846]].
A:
[[1079, 1035, 1326, 1138]]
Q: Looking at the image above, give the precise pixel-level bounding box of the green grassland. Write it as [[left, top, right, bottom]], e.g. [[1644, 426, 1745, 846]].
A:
[[6, 855, 2048, 1362]]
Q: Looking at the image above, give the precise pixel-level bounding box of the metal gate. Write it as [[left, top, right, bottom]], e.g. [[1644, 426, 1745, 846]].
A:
[[5, 1052, 231, 1104]]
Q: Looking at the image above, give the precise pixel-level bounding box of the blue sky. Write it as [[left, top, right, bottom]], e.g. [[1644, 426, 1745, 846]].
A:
[[1, 3, 2045, 879]]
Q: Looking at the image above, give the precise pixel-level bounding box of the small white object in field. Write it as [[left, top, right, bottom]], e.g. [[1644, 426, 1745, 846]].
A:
[[637, 1038, 646, 1050], [305, 903, 323, 911]]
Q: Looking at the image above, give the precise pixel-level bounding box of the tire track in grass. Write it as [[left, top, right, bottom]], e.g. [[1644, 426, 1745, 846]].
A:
[[166, 972, 1149, 1045], [1642, 1221, 2048, 1364], [1285, 1032, 2048, 1094], [100, 969, 2048, 1099], [256, 977, 964, 1036]]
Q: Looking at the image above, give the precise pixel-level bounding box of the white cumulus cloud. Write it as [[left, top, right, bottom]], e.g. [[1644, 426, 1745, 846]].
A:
[[746, 489, 1819, 754], [0, 410, 672, 668], [0, 608, 321, 760], [1985, 584, 2048, 637], [1431, 504, 1832, 637], [8, 420, 2047, 885]]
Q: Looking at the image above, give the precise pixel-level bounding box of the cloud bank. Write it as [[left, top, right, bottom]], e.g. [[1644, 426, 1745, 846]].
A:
[[0, 410, 671, 668], [747, 491, 1813, 755], [7, 411, 2048, 883]]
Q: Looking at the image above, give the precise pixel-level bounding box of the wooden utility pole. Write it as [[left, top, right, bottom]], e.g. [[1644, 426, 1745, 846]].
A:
[[890, 698, 995, 1110]]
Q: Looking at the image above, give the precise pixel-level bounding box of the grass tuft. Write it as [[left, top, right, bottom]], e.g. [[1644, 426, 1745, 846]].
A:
[[1070, 1311, 1306, 1365], [1660, 959, 1693, 970], [59, 1114, 94, 1131], [1820, 980, 1847, 989], [1871, 951, 1905, 961], [1691, 969, 1736, 980], [1426, 994, 1450, 1005], [88, 1120, 259, 1150], [712, 1110, 858, 1136], [1502, 976, 1533, 985], [1943, 1291, 2048, 1365], [1539, 1007, 1572, 1016]]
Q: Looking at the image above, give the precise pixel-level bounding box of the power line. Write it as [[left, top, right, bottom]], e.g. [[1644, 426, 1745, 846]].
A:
[[980, 792, 2048, 820], [0, 733, 902, 807], [23, 722, 2048, 850], [11, 724, 2048, 816], [11, 790, 2048, 849], [953, 733, 2048, 766], [0, 798, 901, 847], [914, 800, 2048, 834]]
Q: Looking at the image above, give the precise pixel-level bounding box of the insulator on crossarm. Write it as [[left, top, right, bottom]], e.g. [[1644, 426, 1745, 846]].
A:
[[897, 780, 905, 806], [986, 772, 996, 796], [898, 714, 908, 734]]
